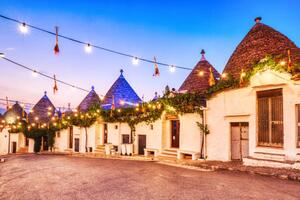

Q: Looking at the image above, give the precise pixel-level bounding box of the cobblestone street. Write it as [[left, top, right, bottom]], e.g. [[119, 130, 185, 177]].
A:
[[0, 154, 300, 200]]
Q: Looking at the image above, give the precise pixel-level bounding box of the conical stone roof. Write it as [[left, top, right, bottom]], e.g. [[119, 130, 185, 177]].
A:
[[179, 50, 220, 93], [102, 69, 142, 109], [77, 86, 101, 112], [223, 18, 300, 79], [28, 92, 56, 123], [3, 102, 27, 123]]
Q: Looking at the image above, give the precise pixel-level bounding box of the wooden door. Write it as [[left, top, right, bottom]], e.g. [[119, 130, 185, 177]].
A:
[[12, 142, 17, 153], [171, 120, 180, 148], [74, 138, 80, 152], [104, 124, 108, 144], [138, 135, 146, 155], [231, 122, 249, 160]]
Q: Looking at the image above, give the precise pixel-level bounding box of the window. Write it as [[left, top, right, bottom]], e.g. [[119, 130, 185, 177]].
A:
[[122, 134, 130, 144], [69, 126, 73, 149], [296, 104, 300, 147], [150, 124, 154, 130], [257, 89, 283, 147], [115, 125, 118, 129]]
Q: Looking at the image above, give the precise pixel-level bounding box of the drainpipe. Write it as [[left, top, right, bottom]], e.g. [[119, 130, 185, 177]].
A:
[[200, 106, 208, 160]]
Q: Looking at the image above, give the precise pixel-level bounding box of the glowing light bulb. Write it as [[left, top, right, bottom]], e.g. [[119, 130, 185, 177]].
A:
[[84, 43, 92, 53], [169, 65, 176, 73], [34, 117, 39, 121], [19, 22, 28, 34], [120, 100, 125, 105], [280, 61, 286, 66], [221, 73, 227, 79], [100, 96, 104, 100], [241, 72, 246, 78], [0, 53, 5, 58], [199, 71, 204, 76], [32, 70, 38, 77], [132, 57, 139, 65]]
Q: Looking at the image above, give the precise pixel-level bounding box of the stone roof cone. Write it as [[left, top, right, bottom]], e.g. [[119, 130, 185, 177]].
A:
[[102, 69, 141, 109], [28, 91, 56, 123], [77, 86, 101, 112], [223, 17, 300, 78], [179, 50, 220, 93]]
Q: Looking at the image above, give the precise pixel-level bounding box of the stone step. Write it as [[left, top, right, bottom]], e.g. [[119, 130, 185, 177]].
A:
[[253, 152, 285, 162], [18, 147, 28, 153]]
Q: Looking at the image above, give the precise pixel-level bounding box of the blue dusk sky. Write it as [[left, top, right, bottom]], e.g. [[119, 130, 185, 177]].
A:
[[0, 0, 299, 109]]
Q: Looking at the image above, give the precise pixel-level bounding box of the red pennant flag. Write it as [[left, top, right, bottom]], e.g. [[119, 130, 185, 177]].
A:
[[111, 95, 115, 110], [54, 26, 60, 55], [53, 75, 58, 94], [153, 57, 160, 77], [209, 67, 215, 86], [287, 49, 293, 72]]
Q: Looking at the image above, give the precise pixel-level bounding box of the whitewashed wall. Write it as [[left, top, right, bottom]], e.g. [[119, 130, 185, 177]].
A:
[[0, 129, 9, 155], [206, 70, 300, 161], [134, 119, 163, 153], [179, 113, 202, 152]]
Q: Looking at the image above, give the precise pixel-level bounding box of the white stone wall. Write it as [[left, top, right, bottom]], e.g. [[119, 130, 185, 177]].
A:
[[179, 113, 202, 153], [134, 119, 163, 153], [206, 70, 300, 162], [0, 129, 9, 155]]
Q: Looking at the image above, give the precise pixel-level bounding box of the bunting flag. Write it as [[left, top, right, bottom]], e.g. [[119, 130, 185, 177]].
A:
[[110, 95, 115, 117], [240, 69, 245, 85], [287, 49, 293, 72], [53, 75, 58, 94], [208, 67, 215, 86], [54, 26, 60, 55], [153, 57, 160, 77]]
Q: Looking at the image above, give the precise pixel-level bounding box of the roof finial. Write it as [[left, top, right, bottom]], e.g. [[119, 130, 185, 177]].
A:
[[120, 69, 124, 75], [44, 91, 47, 96], [68, 103, 71, 109], [91, 86, 94, 91], [201, 49, 206, 61], [255, 17, 262, 23]]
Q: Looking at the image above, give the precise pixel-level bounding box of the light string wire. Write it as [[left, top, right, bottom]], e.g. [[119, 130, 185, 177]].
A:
[[1, 57, 91, 93], [0, 14, 193, 71]]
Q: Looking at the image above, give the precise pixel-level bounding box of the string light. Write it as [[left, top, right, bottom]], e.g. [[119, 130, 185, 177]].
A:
[[0, 14, 193, 71], [132, 57, 139, 65], [84, 43, 92, 53], [169, 65, 176, 73], [221, 73, 227, 79], [120, 100, 125, 106], [19, 22, 28, 34], [0, 53, 5, 58], [280, 61, 286, 66], [199, 71, 204, 76]]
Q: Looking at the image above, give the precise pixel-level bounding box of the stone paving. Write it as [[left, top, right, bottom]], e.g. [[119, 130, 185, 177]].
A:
[[1, 154, 300, 200]]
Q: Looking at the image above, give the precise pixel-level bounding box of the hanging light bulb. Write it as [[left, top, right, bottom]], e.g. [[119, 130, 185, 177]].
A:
[[0, 53, 5, 58], [19, 22, 28, 34], [84, 43, 92, 53], [169, 65, 176, 73], [221, 73, 227, 79], [199, 71, 204, 76], [32, 70, 38, 77], [132, 57, 139, 65]]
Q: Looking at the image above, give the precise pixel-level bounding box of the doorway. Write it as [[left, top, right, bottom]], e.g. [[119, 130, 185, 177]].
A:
[[138, 135, 146, 155], [12, 142, 17, 153], [171, 120, 180, 148], [74, 138, 80, 152], [103, 124, 108, 144], [231, 122, 249, 160]]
